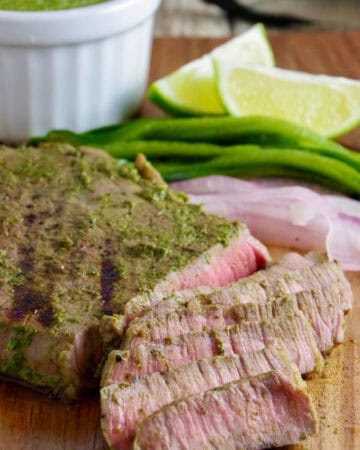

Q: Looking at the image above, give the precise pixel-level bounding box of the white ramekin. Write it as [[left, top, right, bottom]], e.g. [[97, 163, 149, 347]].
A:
[[0, 0, 161, 142]]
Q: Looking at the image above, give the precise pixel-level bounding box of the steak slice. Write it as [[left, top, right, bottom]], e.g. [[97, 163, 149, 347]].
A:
[[102, 313, 322, 386], [101, 346, 303, 450], [124, 232, 268, 322], [133, 371, 318, 450], [124, 287, 344, 352], [297, 288, 345, 350], [123, 251, 313, 321], [0, 144, 268, 398], [132, 258, 352, 323]]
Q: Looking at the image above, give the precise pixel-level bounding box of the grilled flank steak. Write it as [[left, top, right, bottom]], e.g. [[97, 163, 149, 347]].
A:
[[102, 312, 322, 387], [123, 288, 345, 352], [101, 346, 303, 450], [0, 144, 268, 398], [129, 257, 352, 322], [101, 244, 351, 447], [102, 254, 343, 448], [133, 371, 317, 450]]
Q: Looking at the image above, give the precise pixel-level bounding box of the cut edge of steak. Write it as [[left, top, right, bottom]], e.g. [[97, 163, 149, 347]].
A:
[[124, 286, 344, 353], [100, 346, 303, 450], [141, 248, 314, 318], [124, 229, 269, 322], [0, 322, 104, 399], [133, 370, 318, 450], [129, 257, 352, 325], [296, 287, 345, 350], [101, 313, 323, 387]]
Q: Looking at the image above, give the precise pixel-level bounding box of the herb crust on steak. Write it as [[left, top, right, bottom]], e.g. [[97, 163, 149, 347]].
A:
[[0, 143, 267, 398]]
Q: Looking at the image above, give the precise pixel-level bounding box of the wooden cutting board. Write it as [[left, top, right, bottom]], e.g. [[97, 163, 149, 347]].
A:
[[0, 32, 360, 450]]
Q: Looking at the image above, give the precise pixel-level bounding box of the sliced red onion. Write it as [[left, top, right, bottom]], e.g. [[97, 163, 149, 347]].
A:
[[171, 176, 360, 271], [326, 195, 360, 222]]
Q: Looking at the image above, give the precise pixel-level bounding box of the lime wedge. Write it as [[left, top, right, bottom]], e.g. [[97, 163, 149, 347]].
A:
[[148, 24, 275, 116], [214, 62, 360, 137]]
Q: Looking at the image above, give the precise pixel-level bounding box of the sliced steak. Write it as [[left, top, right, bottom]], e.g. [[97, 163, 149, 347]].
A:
[[124, 287, 344, 352], [124, 251, 313, 321], [297, 288, 345, 350], [132, 258, 352, 324], [133, 371, 318, 450], [0, 144, 268, 398], [101, 346, 302, 450], [102, 313, 322, 386], [257, 260, 352, 310], [124, 232, 268, 321], [274, 251, 318, 269]]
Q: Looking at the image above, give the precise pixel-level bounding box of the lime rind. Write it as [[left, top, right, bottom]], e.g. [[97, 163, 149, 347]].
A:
[[147, 82, 220, 117], [148, 23, 275, 116], [211, 23, 275, 66], [214, 61, 360, 137], [258, 23, 276, 66], [327, 114, 360, 138], [148, 57, 225, 116]]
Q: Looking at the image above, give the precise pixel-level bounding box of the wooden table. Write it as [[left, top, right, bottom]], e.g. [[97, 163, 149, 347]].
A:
[[155, 0, 360, 36], [0, 31, 359, 450]]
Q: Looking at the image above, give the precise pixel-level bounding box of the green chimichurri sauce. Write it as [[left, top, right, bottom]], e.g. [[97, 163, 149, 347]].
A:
[[0, 0, 106, 11]]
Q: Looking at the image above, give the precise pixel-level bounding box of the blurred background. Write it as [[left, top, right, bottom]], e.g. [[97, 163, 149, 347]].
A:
[[155, 0, 360, 36]]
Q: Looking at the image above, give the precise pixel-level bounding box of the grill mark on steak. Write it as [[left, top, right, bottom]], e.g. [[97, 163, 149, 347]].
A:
[[10, 285, 54, 327], [9, 205, 56, 327], [16, 205, 64, 327], [101, 240, 120, 315], [38, 304, 55, 327], [18, 246, 35, 277], [19, 257, 33, 276], [24, 208, 51, 227], [24, 212, 37, 226], [101, 260, 119, 315]]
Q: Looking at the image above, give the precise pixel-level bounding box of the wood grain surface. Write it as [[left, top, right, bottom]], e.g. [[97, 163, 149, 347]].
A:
[[155, 0, 360, 37], [0, 31, 360, 450]]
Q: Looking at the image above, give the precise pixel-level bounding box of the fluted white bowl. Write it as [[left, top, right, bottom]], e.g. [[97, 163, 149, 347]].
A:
[[0, 0, 161, 142]]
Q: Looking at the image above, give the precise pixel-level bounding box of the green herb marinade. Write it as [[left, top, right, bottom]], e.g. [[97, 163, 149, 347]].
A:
[[0, 0, 105, 11]]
